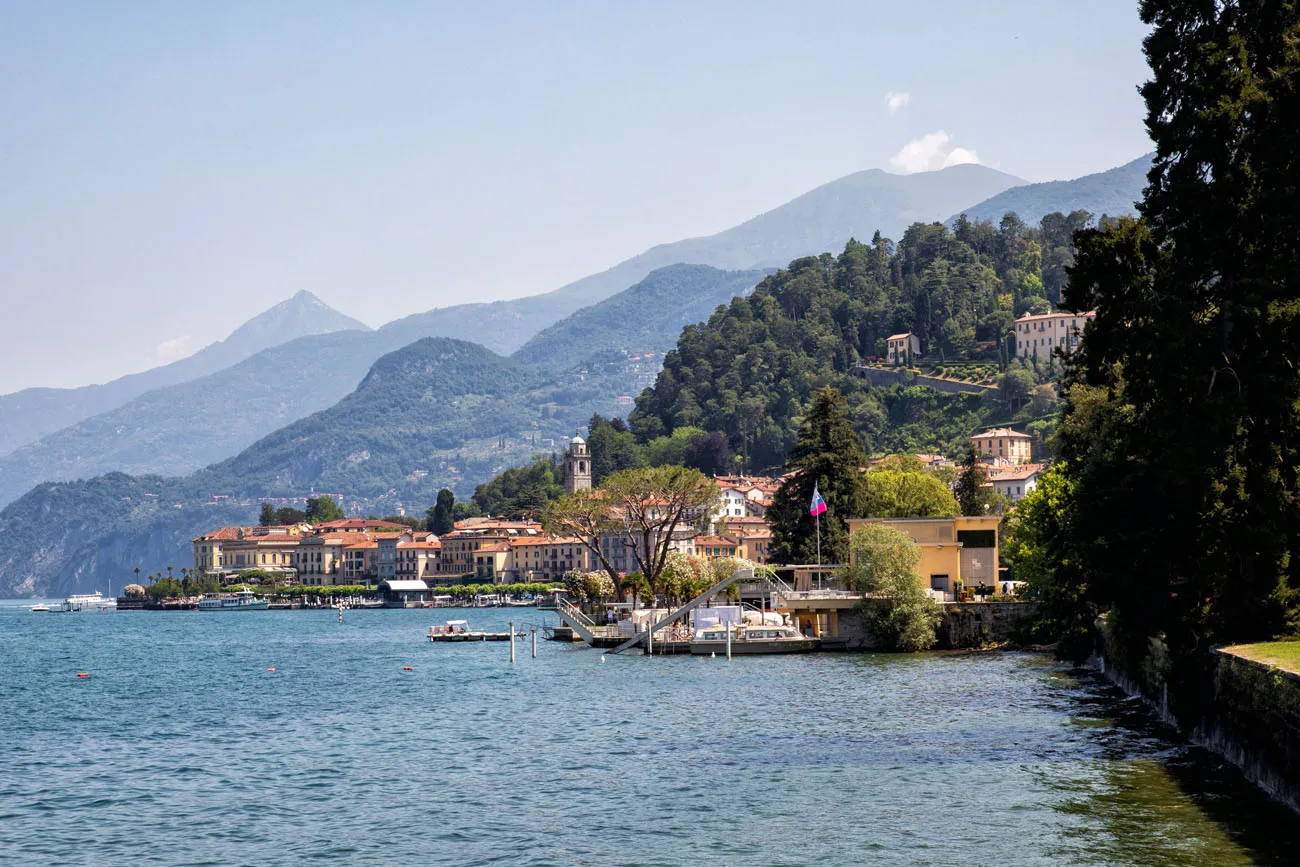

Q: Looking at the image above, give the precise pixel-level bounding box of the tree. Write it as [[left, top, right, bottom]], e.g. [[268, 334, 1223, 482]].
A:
[[861, 468, 959, 518], [954, 443, 987, 517], [259, 503, 276, 526], [305, 496, 344, 524], [426, 489, 455, 535], [1020, 3, 1300, 706], [274, 506, 307, 525], [769, 387, 868, 565], [841, 524, 941, 651], [682, 431, 734, 476], [544, 465, 720, 597]]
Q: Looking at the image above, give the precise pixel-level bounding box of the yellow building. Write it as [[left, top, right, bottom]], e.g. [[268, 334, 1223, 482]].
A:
[[1014, 311, 1095, 359], [846, 515, 1002, 597], [971, 427, 1033, 465]]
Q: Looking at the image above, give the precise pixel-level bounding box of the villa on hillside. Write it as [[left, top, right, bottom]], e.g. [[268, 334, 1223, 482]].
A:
[[1013, 310, 1095, 359], [886, 332, 920, 364], [971, 427, 1034, 466]]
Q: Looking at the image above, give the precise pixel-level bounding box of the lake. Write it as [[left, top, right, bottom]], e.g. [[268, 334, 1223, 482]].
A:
[[1, 602, 1296, 866]]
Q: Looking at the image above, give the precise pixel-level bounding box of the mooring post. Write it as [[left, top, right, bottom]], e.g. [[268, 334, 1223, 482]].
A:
[[509, 620, 516, 665], [648, 621, 653, 656], [726, 622, 732, 661], [531, 627, 537, 659]]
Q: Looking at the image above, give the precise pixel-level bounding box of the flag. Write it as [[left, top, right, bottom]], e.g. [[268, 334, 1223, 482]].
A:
[[809, 485, 827, 518]]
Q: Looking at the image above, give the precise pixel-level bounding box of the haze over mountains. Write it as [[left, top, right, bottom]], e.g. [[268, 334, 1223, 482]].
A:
[[0, 155, 1151, 597], [952, 153, 1153, 226], [0, 291, 368, 458]]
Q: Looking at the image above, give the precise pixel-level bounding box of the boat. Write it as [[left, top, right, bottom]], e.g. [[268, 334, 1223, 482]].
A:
[[28, 603, 52, 613], [56, 592, 117, 613], [427, 619, 523, 642], [690, 621, 819, 655], [198, 588, 270, 611]]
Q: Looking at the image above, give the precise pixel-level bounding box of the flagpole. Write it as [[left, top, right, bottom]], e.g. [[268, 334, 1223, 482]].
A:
[[815, 511, 821, 567]]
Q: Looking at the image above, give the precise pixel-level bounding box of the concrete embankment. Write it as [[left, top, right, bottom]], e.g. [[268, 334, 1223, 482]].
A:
[[1093, 631, 1300, 815], [829, 600, 1038, 650]]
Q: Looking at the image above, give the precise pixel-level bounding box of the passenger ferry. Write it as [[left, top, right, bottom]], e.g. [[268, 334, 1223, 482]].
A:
[[198, 589, 270, 611], [690, 622, 819, 655], [57, 592, 117, 613]]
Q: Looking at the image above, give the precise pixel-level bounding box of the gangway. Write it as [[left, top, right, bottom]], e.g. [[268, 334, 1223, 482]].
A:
[[554, 598, 599, 645], [608, 566, 787, 655]]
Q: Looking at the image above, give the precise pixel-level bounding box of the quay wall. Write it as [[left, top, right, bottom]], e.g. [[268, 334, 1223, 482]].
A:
[[833, 600, 1038, 650], [1094, 629, 1300, 815]]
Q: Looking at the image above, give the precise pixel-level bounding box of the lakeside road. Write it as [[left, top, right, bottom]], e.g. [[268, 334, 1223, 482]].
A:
[[3, 604, 1299, 866]]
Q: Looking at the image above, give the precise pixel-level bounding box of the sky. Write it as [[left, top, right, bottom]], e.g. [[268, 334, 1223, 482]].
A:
[[0, 1, 1153, 393]]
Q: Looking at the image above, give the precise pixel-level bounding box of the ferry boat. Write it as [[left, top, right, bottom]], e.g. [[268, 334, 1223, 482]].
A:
[[57, 592, 117, 613], [198, 589, 270, 611], [690, 622, 819, 655]]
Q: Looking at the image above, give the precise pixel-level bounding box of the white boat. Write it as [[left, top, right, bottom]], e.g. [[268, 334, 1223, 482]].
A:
[[29, 603, 52, 613], [198, 589, 270, 611], [57, 592, 117, 613], [426, 619, 521, 642], [690, 621, 818, 655]]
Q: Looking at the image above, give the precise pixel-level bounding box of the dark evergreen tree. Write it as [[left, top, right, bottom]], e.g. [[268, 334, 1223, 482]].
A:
[[768, 388, 868, 565], [954, 443, 987, 517], [426, 489, 455, 535], [258, 502, 275, 526], [305, 495, 344, 523]]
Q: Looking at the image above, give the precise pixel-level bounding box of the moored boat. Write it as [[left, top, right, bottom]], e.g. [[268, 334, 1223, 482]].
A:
[[57, 592, 117, 613], [427, 619, 523, 642], [198, 589, 270, 611], [690, 621, 819, 655]]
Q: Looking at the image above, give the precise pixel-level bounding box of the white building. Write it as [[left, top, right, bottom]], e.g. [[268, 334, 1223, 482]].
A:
[[1014, 311, 1095, 359]]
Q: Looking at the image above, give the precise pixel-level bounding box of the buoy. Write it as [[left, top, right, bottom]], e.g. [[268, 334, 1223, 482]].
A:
[[600, 656, 606, 664], [403, 666, 414, 671], [711, 652, 716, 659], [76, 672, 89, 678], [267, 667, 276, 673]]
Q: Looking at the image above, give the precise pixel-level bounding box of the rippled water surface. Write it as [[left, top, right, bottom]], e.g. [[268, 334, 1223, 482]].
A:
[[2, 602, 1297, 866]]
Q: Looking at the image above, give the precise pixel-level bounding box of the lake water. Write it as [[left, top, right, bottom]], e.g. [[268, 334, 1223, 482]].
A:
[[2, 601, 1297, 866]]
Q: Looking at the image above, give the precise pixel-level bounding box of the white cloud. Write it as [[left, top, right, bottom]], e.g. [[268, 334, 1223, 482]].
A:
[[882, 91, 910, 114], [155, 335, 193, 363], [888, 131, 982, 174]]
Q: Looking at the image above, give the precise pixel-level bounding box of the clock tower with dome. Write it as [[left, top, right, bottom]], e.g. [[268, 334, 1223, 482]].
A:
[[564, 433, 591, 493]]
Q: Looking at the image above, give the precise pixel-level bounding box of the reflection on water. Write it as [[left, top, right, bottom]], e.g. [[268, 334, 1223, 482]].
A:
[[0, 604, 1295, 866]]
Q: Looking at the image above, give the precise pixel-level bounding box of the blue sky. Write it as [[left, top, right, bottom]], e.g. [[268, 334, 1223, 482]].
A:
[[0, 1, 1152, 392]]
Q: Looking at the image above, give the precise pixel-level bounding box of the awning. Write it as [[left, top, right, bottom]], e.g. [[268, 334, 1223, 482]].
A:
[[381, 580, 429, 591]]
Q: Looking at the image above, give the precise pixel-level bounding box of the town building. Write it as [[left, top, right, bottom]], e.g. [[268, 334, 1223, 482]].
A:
[[971, 427, 1034, 465], [438, 518, 542, 579], [1013, 311, 1095, 359], [886, 332, 921, 364], [192, 524, 306, 578], [846, 515, 1003, 597], [695, 535, 741, 560], [508, 536, 595, 583], [986, 464, 1043, 503]]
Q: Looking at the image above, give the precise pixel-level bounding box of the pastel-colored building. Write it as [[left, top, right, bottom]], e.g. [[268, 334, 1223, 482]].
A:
[[1013, 311, 1095, 359], [986, 464, 1043, 503], [886, 332, 920, 364], [971, 427, 1033, 466], [846, 515, 1003, 597]]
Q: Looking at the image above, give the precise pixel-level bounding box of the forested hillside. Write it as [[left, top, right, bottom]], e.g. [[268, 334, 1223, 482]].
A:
[[513, 264, 767, 370], [630, 212, 1088, 469], [953, 154, 1152, 227]]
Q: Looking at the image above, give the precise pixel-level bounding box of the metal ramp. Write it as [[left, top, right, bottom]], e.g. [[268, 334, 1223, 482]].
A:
[[608, 566, 773, 655], [554, 599, 599, 645]]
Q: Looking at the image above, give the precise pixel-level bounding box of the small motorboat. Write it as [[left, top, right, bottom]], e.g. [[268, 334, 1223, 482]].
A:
[[690, 621, 819, 655], [427, 619, 523, 642], [29, 603, 52, 613]]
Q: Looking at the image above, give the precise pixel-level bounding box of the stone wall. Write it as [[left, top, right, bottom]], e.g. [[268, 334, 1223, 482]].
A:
[[1093, 628, 1300, 815], [854, 365, 992, 396], [834, 600, 1038, 650]]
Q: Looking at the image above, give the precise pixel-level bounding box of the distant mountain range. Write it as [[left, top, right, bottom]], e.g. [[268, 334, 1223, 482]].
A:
[[951, 153, 1152, 226], [0, 291, 368, 458], [0, 155, 1156, 597]]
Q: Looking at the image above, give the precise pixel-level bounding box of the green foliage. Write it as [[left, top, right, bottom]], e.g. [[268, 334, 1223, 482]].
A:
[[954, 443, 987, 517], [377, 514, 421, 530], [258, 503, 276, 526], [1018, 4, 1300, 699], [274, 506, 306, 525], [842, 524, 941, 651], [631, 216, 1095, 470], [305, 495, 345, 523], [861, 466, 959, 519], [426, 489, 455, 535], [470, 456, 563, 519], [561, 569, 615, 602], [768, 388, 867, 565]]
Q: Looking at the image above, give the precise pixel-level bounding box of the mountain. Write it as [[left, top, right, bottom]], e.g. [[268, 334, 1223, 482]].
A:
[[0, 291, 369, 458], [951, 154, 1153, 226], [512, 264, 769, 371]]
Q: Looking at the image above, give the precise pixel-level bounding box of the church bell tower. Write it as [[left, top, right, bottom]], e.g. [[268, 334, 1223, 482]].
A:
[[565, 434, 591, 493]]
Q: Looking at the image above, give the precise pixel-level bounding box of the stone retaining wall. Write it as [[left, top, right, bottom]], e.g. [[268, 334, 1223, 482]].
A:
[[855, 366, 992, 395]]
